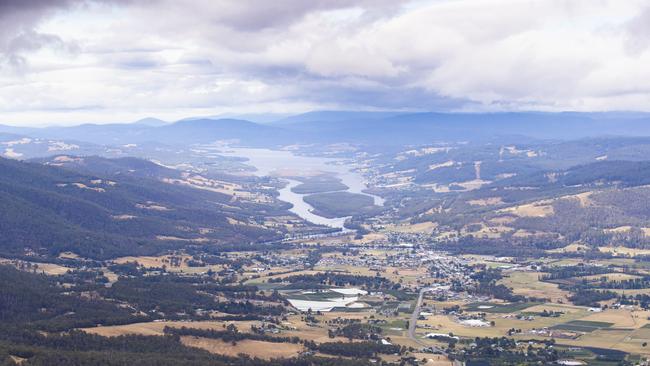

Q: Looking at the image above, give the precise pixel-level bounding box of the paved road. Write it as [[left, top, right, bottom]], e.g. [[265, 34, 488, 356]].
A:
[[407, 287, 429, 346], [408, 287, 449, 357]]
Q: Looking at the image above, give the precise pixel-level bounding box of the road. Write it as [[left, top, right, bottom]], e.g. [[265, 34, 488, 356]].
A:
[[408, 287, 448, 356]]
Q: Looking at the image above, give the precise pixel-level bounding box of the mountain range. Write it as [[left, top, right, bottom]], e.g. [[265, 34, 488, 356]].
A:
[[3, 111, 650, 149]]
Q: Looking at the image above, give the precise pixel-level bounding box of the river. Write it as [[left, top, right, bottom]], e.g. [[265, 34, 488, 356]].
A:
[[219, 147, 383, 229]]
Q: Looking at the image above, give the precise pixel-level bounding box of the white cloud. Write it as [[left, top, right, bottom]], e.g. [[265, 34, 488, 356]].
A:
[[1, 0, 650, 125]]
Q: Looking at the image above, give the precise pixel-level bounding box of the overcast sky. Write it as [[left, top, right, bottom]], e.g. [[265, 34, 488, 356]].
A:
[[1, 0, 650, 126]]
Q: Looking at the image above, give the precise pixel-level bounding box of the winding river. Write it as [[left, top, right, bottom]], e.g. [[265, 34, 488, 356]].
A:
[[220, 147, 383, 229]]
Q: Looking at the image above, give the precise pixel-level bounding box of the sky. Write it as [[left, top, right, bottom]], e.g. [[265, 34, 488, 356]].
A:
[[1, 0, 650, 126]]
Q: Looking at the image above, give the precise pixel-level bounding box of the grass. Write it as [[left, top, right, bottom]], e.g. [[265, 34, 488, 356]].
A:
[[464, 302, 539, 313], [551, 320, 614, 333], [499, 271, 570, 302], [181, 337, 303, 359]]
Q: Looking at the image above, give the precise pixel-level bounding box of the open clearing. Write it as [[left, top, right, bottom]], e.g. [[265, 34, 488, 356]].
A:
[[181, 337, 303, 359], [82, 320, 257, 337], [499, 271, 571, 302]]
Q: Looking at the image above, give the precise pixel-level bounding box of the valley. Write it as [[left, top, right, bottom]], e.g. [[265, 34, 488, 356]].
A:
[[2, 113, 650, 366]]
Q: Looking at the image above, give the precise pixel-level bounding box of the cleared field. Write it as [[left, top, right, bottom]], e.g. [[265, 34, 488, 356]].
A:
[[558, 328, 650, 356], [502, 202, 554, 217], [385, 222, 438, 234], [411, 353, 453, 366], [467, 197, 503, 206], [599, 246, 650, 257], [523, 303, 587, 315], [0, 258, 71, 276], [419, 314, 503, 339], [181, 337, 303, 359], [464, 302, 539, 313], [551, 320, 613, 333], [82, 320, 256, 337], [547, 243, 590, 253], [578, 309, 650, 329], [246, 269, 321, 285], [499, 271, 571, 302]]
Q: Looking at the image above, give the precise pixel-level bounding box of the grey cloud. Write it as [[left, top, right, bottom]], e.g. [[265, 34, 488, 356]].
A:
[[175, 0, 402, 32], [0, 0, 127, 70], [625, 6, 650, 55]]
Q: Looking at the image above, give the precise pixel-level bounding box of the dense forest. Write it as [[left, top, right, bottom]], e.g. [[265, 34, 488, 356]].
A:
[[0, 157, 288, 260]]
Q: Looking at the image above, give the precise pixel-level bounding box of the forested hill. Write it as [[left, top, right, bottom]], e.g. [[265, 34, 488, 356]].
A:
[[0, 157, 284, 260], [494, 160, 650, 190]]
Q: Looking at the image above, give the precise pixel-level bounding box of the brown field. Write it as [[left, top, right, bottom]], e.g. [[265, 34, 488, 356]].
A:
[[599, 246, 650, 257], [579, 309, 650, 329], [502, 201, 554, 217], [385, 222, 438, 234], [499, 271, 571, 302], [0, 258, 71, 276], [246, 269, 321, 284], [558, 328, 650, 355], [112, 254, 224, 274], [352, 232, 387, 243], [181, 337, 304, 359], [411, 353, 453, 366], [467, 197, 503, 206], [547, 243, 590, 253], [416, 303, 650, 355], [83, 320, 257, 337]]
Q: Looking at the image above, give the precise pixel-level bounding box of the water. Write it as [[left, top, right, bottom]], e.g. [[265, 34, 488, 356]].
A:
[[219, 147, 383, 229]]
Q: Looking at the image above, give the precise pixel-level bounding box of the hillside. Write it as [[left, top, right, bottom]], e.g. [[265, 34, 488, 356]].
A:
[[0, 157, 288, 260]]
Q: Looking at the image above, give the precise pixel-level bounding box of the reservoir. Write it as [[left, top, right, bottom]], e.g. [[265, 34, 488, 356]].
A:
[[220, 147, 383, 229]]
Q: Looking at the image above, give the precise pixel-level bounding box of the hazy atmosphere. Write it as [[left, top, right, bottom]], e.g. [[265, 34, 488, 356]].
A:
[[3, 2, 650, 366]]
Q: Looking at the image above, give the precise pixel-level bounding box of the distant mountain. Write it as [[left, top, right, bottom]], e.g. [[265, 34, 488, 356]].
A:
[[132, 117, 168, 127], [150, 118, 297, 146], [271, 110, 404, 126], [183, 113, 292, 124], [0, 156, 285, 260], [3, 111, 650, 149], [275, 112, 650, 145]]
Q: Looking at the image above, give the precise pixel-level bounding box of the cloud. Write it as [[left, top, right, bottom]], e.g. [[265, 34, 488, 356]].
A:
[[1, 0, 650, 125], [625, 6, 650, 55]]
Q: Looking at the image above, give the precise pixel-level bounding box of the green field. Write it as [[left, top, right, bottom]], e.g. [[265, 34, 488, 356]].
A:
[[551, 320, 614, 333]]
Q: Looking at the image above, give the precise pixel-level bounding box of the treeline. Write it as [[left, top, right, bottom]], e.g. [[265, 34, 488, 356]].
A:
[[468, 269, 524, 302], [164, 326, 301, 344], [271, 272, 394, 290], [539, 265, 612, 281], [585, 276, 650, 290], [100, 275, 285, 318], [308, 341, 402, 358], [568, 290, 617, 307], [0, 328, 374, 366], [328, 323, 383, 341]]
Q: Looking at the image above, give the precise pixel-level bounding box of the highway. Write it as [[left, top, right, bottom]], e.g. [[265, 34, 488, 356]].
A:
[[407, 287, 448, 356]]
